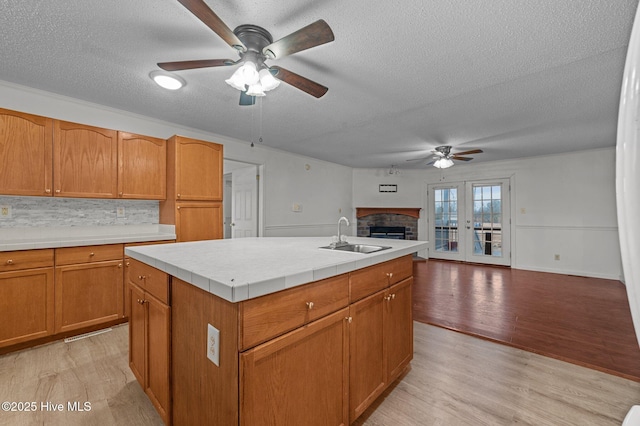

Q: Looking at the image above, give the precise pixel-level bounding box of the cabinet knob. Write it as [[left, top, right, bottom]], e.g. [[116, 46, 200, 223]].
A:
[[126, 262, 130, 267], [89, 252, 95, 257], [55, 189, 61, 193], [6, 259, 13, 265], [345, 316, 353, 323], [118, 192, 123, 197], [306, 301, 314, 310], [177, 193, 181, 198], [118, 263, 122, 268], [138, 275, 146, 280], [45, 189, 51, 194]]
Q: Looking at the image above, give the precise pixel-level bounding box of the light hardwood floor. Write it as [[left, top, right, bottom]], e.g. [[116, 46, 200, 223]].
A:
[[1, 323, 639, 425]]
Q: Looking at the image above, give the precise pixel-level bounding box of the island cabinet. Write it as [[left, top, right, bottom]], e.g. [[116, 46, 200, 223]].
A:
[[348, 258, 413, 423], [168, 254, 414, 426], [0, 108, 53, 196], [53, 120, 119, 198], [54, 244, 124, 333], [0, 249, 55, 348], [127, 259, 171, 425], [160, 135, 223, 242]]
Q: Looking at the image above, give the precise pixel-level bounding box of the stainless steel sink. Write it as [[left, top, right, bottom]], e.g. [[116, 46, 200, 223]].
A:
[[319, 243, 391, 254]]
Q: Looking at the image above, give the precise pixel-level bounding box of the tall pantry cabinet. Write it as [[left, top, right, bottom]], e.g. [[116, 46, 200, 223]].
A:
[[160, 135, 223, 242]]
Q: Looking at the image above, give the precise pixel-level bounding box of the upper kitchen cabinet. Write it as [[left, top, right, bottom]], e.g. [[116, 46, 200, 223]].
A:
[[0, 108, 53, 196], [54, 120, 118, 198], [118, 132, 166, 200], [170, 135, 222, 201], [160, 135, 223, 242]]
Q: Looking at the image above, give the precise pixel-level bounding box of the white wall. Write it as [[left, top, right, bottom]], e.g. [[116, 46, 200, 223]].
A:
[[353, 148, 622, 280], [0, 80, 353, 238]]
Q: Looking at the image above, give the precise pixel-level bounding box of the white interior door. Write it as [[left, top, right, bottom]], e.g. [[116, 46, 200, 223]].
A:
[[231, 165, 258, 238], [428, 179, 510, 265]]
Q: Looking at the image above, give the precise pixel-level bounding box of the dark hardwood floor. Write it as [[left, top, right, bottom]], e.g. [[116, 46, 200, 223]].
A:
[[412, 259, 640, 382]]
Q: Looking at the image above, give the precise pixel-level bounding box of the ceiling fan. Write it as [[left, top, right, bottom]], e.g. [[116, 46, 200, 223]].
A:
[[408, 145, 483, 169], [157, 0, 335, 105]]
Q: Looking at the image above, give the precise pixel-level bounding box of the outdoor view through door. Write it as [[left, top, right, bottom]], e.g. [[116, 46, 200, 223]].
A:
[[429, 179, 510, 266]]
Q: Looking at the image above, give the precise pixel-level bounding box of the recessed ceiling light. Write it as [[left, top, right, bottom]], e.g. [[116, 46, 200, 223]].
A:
[[149, 71, 185, 90]]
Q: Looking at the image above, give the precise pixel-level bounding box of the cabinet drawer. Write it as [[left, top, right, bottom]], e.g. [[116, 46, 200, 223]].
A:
[[56, 244, 123, 265], [349, 255, 413, 302], [127, 258, 169, 304], [0, 249, 54, 272], [240, 274, 350, 350]]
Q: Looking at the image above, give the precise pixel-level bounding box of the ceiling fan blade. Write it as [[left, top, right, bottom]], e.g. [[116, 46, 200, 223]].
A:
[[239, 91, 256, 106], [157, 59, 236, 71], [177, 0, 246, 51], [270, 66, 328, 98], [262, 20, 334, 59], [454, 149, 483, 156], [451, 156, 473, 161]]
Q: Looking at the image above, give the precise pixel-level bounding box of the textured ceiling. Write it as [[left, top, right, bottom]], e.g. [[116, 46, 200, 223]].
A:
[[1, 0, 638, 168]]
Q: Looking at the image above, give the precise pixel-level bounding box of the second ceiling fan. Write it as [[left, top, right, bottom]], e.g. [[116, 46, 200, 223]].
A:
[[158, 0, 335, 105]]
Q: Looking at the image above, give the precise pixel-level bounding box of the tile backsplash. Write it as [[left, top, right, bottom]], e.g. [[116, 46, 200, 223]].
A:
[[0, 196, 158, 227]]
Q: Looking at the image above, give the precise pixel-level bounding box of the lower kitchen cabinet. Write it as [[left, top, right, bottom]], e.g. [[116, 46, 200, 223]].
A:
[[0, 249, 55, 347], [128, 260, 171, 425], [54, 259, 124, 333], [349, 289, 387, 422], [349, 277, 414, 423], [240, 308, 350, 426]]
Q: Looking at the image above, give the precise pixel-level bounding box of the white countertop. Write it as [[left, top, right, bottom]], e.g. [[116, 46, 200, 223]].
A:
[[125, 237, 428, 302], [0, 224, 176, 251]]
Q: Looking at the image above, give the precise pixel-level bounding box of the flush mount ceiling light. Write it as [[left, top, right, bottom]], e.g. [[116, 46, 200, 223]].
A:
[[156, 0, 334, 106], [149, 71, 185, 90]]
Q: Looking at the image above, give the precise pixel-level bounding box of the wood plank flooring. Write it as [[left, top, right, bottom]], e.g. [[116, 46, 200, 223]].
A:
[[1, 261, 640, 425], [1, 323, 638, 425], [412, 259, 640, 381]]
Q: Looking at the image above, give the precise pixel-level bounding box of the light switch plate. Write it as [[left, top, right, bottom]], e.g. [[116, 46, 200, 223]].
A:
[[0, 205, 12, 219], [207, 324, 220, 366], [116, 206, 125, 218]]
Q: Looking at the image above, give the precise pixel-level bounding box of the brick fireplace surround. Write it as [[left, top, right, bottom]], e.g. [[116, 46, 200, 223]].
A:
[[356, 207, 421, 240]]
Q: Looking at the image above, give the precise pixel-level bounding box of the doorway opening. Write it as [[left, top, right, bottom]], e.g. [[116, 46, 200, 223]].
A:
[[223, 159, 262, 239]]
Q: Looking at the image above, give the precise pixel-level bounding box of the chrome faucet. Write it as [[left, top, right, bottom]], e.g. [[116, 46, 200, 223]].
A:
[[336, 216, 350, 247]]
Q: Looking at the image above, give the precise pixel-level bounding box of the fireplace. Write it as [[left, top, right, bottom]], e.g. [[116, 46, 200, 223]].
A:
[[356, 207, 421, 240], [369, 226, 406, 239]]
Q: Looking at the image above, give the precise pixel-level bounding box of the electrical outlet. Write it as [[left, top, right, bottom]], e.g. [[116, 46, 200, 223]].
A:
[[0, 205, 12, 219], [292, 203, 302, 212], [207, 324, 220, 366], [116, 206, 125, 218], [554, 254, 560, 261]]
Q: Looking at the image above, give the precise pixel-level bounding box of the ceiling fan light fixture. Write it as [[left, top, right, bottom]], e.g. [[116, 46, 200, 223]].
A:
[[259, 68, 280, 91], [225, 67, 248, 91], [246, 83, 266, 97], [433, 158, 454, 169], [149, 71, 185, 90]]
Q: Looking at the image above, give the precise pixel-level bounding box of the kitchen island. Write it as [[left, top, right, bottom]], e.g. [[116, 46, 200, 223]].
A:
[[125, 236, 428, 425]]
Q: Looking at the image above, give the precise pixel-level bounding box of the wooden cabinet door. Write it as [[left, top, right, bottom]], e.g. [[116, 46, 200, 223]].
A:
[[385, 278, 413, 382], [129, 282, 146, 386], [145, 291, 171, 425], [176, 201, 223, 242], [240, 308, 350, 426], [0, 268, 54, 347], [118, 132, 167, 200], [175, 137, 223, 201], [54, 260, 124, 333], [349, 289, 387, 423], [0, 108, 53, 196], [53, 120, 118, 198]]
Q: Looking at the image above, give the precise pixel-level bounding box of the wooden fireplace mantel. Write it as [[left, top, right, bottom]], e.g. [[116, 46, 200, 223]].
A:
[[356, 207, 422, 219]]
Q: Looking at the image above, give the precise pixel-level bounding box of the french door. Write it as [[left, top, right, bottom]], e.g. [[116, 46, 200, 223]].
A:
[[428, 179, 511, 266]]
